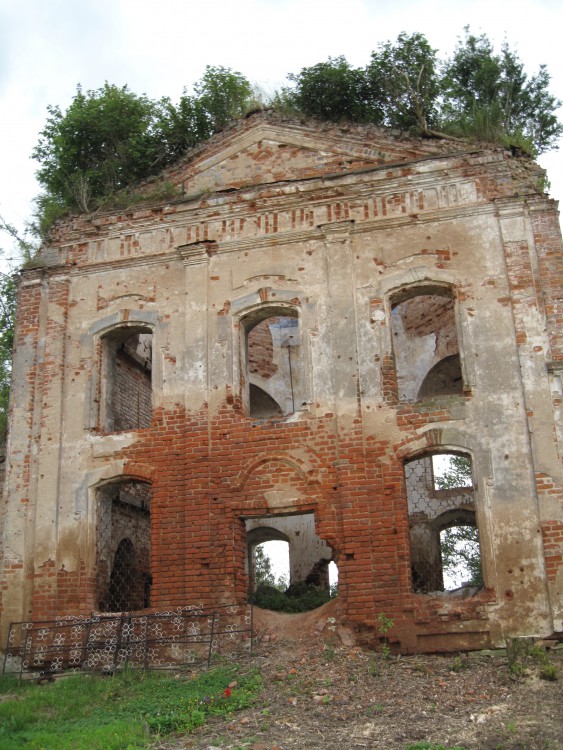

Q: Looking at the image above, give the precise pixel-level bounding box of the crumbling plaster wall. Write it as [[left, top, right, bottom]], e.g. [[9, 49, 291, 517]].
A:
[[1, 117, 561, 652]]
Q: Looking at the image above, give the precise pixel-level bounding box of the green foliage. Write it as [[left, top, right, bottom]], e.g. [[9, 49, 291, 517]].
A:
[[377, 612, 394, 659], [32, 67, 255, 228], [434, 454, 482, 587], [32, 31, 561, 237], [283, 28, 561, 153], [287, 56, 380, 123], [195, 65, 254, 133], [0, 665, 262, 749], [440, 525, 482, 587], [506, 638, 558, 681], [253, 543, 289, 593], [0, 273, 16, 444], [441, 27, 563, 153], [252, 580, 335, 613], [449, 655, 470, 672], [0, 216, 36, 448], [367, 32, 440, 131], [253, 543, 285, 589], [433, 455, 472, 490], [33, 83, 162, 214]]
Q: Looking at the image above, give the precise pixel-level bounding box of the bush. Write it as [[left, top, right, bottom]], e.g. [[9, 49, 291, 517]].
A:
[[251, 581, 335, 613]]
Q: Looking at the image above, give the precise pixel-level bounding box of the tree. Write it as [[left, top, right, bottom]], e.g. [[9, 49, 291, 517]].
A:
[[33, 84, 161, 214], [286, 56, 380, 123], [0, 272, 16, 445], [32, 68, 255, 227], [155, 92, 211, 166], [440, 524, 482, 587], [434, 454, 472, 490], [441, 28, 563, 153], [253, 544, 287, 590], [367, 32, 440, 132], [194, 65, 254, 132], [283, 29, 561, 153], [0, 216, 35, 447], [254, 543, 276, 587], [434, 455, 482, 588]]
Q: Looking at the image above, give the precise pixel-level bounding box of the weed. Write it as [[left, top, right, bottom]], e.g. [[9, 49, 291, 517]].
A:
[[539, 663, 559, 681], [377, 612, 394, 659], [506, 638, 557, 680], [412, 662, 427, 674], [449, 655, 469, 672], [366, 703, 384, 716], [324, 616, 337, 661], [324, 645, 336, 661], [368, 657, 380, 676]]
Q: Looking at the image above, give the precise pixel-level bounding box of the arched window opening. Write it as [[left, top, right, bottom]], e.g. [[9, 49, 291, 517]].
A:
[[405, 452, 482, 595], [245, 513, 335, 611], [96, 479, 151, 612], [390, 287, 462, 402], [242, 308, 303, 419], [100, 326, 153, 432]]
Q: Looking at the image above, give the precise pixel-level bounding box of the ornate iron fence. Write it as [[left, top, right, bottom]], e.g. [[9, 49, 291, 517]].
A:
[[2, 604, 254, 680]]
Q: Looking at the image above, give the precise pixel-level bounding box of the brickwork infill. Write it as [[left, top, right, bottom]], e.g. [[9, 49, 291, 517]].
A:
[[19, 397, 492, 651], [112, 351, 152, 431]]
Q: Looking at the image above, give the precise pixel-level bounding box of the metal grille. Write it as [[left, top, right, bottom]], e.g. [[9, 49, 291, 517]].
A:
[[96, 480, 151, 612], [3, 604, 253, 680]]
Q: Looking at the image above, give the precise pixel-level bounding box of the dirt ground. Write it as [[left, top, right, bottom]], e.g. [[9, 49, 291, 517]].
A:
[[160, 602, 563, 750]]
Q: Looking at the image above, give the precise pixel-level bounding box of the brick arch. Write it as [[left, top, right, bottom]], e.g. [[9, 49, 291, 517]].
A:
[[231, 452, 318, 492], [394, 426, 491, 476], [88, 461, 155, 490], [121, 461, 156, 484]]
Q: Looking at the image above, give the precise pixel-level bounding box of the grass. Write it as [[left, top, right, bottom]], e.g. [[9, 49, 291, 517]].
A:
[[0, 664, 262, 749]]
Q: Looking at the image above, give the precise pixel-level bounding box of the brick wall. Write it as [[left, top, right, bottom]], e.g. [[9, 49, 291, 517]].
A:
[[1, 116, 560, 652]]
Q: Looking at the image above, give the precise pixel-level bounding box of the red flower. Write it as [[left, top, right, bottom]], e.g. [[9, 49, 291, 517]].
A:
[[224, 688, 232, 698]]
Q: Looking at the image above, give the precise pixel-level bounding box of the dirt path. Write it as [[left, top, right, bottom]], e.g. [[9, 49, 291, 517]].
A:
[[158, 605, 563, 750]]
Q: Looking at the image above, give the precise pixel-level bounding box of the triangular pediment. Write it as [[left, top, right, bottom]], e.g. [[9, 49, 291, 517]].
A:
[[165, 113, 464, 197]]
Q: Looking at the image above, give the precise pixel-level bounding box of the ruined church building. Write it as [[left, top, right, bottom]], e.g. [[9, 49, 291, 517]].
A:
[[1, 113, 562, 652]]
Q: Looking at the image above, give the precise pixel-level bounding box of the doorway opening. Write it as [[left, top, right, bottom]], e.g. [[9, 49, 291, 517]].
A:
[[245, 513, 336, 612]]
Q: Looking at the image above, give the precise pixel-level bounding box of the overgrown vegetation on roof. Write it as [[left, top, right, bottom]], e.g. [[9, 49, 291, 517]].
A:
[[0, 27, 561, 454], [31, 28, 562, 238]]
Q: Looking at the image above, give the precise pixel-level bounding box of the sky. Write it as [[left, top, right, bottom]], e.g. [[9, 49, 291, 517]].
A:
[[1, 0, 560, 581], [1, 0, 562, 265]]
